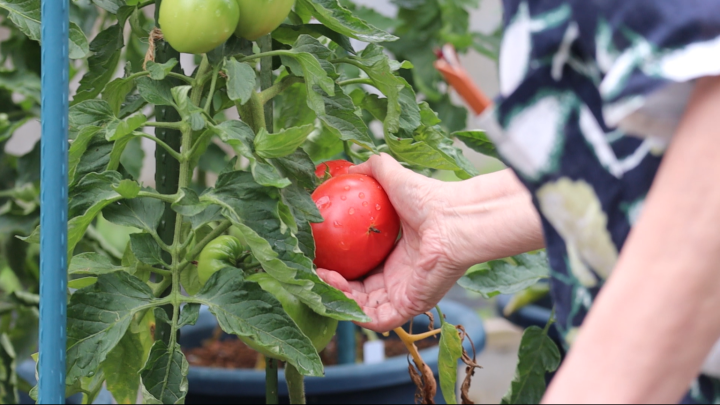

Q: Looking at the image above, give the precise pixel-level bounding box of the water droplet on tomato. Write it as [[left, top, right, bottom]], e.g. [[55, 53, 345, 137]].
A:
[[348, 208, 355, 215], [315, 196, 331, 210], [344, 186, 350, 191], [375, 204, 381, 210], [358, 192, 365, 199], [370, 216, 374, 220], [362, 201, 368, 207], [333, 221, 342, 227], [340, 195, 347, 200], [359, 177, 364, 181]]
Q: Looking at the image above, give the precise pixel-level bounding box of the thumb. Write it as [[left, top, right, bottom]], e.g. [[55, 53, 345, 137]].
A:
[[348, 153, 409, 190]]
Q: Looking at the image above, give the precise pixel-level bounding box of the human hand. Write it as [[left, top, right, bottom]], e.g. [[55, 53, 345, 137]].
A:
[[317, 153, 544, 332]]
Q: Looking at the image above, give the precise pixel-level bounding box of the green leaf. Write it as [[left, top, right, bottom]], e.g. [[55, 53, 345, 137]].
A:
[[103, 197, 164, 233], [255, 124, 315, 159], [224, 58, 256, 104], [0, 70, 40, 103], [105, 113, 147, 141], [195, 268, 324, 376], [136, 76, 175, 106], [0, 0, 90, 58], [458, 252, 551, 299], [130, 233, 165, 266], [180, 265, 203, 297], [103, 328, 149, 405], [92, 0, 124, 13], [146, 59, 178, 80], [501, 326, 561, 405], [171, 188, 208, 217], [352, 45, 406, 132], [0, 333, 18, 404], [281, 36, 335, 115], [178, 304, 200, 328], [69, 252, 127, 276], [212, 120, 292, 188], [316, 84, 375, 150], [103, 77, 135, 116], [140, 341, 189, 404], [113, 179, 141, 199], [297, 0, 397, 43], [68, 277, 98, 289], [454, 130, 500, 160], [69, 100, 115, 131], [203, 171, 368, 322], [171, 86, 192, 117], [273, 23, 355, 54], [271, 149, 318, 190], [66, 271, 156, 385], [73, 11, 131, 103], [438, 322, 463, 404], [68, 128, 103, 184]]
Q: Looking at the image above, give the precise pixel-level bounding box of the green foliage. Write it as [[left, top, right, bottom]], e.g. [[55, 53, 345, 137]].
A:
[[0, 0, 556, 403], [501, 326, 561, 404], [458, 251, 551, 298]]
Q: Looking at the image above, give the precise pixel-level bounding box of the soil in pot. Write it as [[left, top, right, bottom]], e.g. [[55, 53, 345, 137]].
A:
[[183, 329, 439, 369]]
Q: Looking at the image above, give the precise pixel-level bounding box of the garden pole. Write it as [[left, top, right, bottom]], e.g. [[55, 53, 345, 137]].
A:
[[38, 0, 69, 402]]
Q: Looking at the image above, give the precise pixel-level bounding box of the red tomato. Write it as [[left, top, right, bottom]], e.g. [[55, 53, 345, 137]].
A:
[[311, 174, 400, 280], [315, 160, 353, 179]]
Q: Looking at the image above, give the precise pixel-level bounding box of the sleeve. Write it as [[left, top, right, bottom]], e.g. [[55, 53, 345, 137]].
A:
[[589, 0, 720, 141]]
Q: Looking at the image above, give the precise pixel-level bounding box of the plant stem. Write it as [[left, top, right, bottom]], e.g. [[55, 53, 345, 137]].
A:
[[285, 364, 306, 405], [236, 92, 266, 133], [337, 78, 374, 87], [237, 50, 287, 63], [203, 64, 221, 114], [265, 358, 279, 405], [136, 190, 179, 204], [176, 220, 232, 273], [258, 76, 305, 106], [258, 35, 274, 131], [145, 121, 183, 130], [138, 133, 184, 162]]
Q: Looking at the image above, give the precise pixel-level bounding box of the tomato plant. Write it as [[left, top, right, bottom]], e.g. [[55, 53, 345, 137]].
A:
[[315, 159, 353, 179], [159, 0, 240, 54], [0, 0, 557, 404], [197, 235, 247, 284], [235, 0, 296, 40], [312, 174, 400, 280]]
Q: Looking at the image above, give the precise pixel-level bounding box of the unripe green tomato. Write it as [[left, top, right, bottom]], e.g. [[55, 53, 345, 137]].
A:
[[197, 235, 245, 285], [159, 0, 240, 54], [234, 0, 295, 41], [244, 273, 338, 354]]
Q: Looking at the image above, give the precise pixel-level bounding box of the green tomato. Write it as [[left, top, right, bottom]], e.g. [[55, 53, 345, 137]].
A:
[[197, 235, 245, 285], [245, 273, 338, 354], [234, 0, 295, 41], [159, 0, 240, 54]]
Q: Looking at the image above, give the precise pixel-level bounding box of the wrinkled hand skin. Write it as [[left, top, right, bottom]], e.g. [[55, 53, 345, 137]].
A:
[[318, 153, 544, 332]]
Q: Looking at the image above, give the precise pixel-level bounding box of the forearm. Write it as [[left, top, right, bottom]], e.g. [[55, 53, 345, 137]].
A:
[[544, 76, 720, 403], [442, 169, 545, 267]]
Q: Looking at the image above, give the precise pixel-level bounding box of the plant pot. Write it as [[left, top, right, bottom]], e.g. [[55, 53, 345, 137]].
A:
[[179, 299, 485, 404]]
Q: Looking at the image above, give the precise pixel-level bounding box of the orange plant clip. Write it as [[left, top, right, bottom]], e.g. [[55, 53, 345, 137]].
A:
[[433, 44, 492, 116]]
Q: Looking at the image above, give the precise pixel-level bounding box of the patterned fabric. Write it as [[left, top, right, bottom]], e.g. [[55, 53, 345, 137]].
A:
[[485, 1, 720, 402]]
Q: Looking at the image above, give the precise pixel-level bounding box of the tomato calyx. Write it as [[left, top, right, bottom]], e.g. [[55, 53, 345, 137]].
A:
[[369, 226, 381, 234]]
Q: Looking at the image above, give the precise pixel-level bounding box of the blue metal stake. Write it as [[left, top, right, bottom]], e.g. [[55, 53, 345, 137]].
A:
[[38, 0, 69, 402]]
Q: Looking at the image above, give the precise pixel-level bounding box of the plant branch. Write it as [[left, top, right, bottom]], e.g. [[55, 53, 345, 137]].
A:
[[203, 64, 221, 114], [138, 133, 184, 162], [337, 78, 374, 87], [285, 364, 306, 405], [259, 76, 304, 105], [265, 358, 279, 404], [237, 50, 288, 63], [136, 190, 180, 204], [145, 121, 183, 130], [176, 220, 232, 273]]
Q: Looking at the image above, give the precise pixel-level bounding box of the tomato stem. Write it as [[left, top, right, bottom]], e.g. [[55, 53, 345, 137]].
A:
[[258, 76, 305, 105], [265, 358, 279, 405], [285, 364, 306, 405], [337, 78, 374, 87]]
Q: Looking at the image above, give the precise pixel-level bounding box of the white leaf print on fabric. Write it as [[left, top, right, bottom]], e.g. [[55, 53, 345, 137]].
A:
[[567, 244, 598, 287], [536, 178, 618, 280], [599, 32, 655, 100], [496, 94, 572, 179], [578, 106, 652, 178], [552, 22, 579, 81], [500, 1, 532, 97], [654, 35, 720, 81], [595, 19, 620, 74]]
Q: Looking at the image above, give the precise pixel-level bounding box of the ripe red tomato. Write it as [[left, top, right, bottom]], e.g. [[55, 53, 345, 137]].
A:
[[311, 174, 400, 280], [315, 160, 353, 179]]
